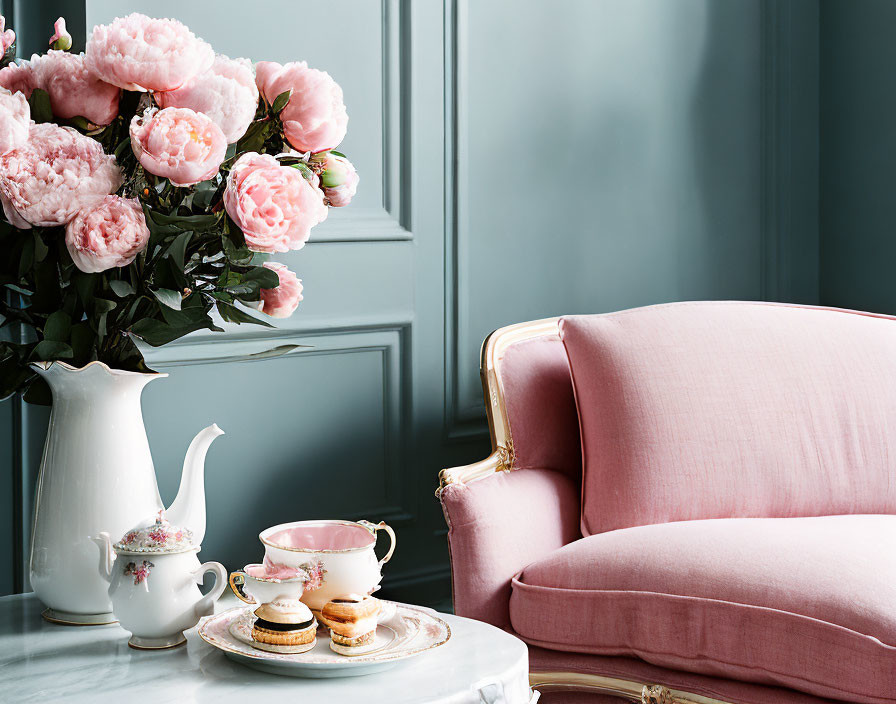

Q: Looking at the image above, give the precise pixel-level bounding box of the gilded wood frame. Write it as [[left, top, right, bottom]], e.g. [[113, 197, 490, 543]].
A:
[[437, 318, 736, 704]]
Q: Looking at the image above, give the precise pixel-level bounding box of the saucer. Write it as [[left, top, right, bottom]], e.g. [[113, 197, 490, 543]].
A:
[[198, 601, 451, 678]]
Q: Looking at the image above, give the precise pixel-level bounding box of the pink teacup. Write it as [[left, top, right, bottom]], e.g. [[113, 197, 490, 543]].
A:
[[228, 563, 307, 606], [259, 520, 396, 612]]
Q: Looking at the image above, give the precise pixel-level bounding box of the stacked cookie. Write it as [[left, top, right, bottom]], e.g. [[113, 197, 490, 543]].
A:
[[319, 594, 381, 655], [250, 600, 317, 654]]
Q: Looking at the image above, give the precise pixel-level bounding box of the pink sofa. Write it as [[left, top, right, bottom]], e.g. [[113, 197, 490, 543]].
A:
[[438, 302, 896, 704]]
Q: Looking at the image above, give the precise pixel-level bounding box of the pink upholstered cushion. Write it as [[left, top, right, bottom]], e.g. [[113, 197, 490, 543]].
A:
[[440, 467, 580, 627], [510, 515, 896, 704], [559, 302, 896, 535], [502, 335, 581, 478]]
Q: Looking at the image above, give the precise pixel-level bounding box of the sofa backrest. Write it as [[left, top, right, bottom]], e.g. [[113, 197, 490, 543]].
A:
[[499, 333, 581, 479], [560, 301, 896, 535]]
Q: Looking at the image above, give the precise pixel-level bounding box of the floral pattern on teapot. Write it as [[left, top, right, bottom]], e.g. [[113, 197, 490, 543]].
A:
[[124, 560, 154, 585]]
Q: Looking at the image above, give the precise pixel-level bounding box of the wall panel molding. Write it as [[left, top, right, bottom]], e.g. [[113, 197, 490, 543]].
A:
[[443, 0, 489, 441], [146, 322, 415, 523], [310, 0, 412, 244], [760, 0, 819, 304]]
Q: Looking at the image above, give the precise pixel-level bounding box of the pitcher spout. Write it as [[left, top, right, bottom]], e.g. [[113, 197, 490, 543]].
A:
[[92, 532, 114, 583], [165, 424, 224, 546]]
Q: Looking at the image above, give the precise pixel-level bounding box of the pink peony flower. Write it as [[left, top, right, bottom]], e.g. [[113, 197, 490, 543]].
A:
[[0, 122, 122, 227], [0, 89, 29, 155], [85, 13, 214, 92], [223, 152, 328, 253], [130, 106, 226, 187], [0, 16, 14, 56], [65, 196, 149, 273], [49, 17, 71, 51], [156, 55, 258, 143], [255, 61, 348, 153], [258, 262, 303, 318], [0, 61, 36, 97], [320, 153, 359, 208], [31, 51, 120, 125]]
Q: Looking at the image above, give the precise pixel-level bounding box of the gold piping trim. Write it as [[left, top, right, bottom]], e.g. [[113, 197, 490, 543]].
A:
[[437, 318, 559, 497], [528, 672, 735, 704]]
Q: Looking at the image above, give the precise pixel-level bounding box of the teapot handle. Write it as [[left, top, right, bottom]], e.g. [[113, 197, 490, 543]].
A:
[[193, 561, 227, 618], [359, 520, 396, 566]]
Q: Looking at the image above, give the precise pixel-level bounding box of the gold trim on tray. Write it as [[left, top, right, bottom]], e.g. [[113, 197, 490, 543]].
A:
[[528, 672, 735, 704], [436, 317, 559, 497]]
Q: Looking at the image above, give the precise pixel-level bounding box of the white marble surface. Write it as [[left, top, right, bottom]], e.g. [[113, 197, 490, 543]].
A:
[[0, 593, 534, 703]]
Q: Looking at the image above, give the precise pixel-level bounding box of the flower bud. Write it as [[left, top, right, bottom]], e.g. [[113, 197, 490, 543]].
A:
[[0, 16, 15, 60], [49, 17, 72, 51]]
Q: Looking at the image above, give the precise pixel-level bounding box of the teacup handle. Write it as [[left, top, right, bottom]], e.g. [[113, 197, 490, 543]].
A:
[[359, 520, 396, 566], [228, 570, 256, 604], [193, 561, 228, 618]]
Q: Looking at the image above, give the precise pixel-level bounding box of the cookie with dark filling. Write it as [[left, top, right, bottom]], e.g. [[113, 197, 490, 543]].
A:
[[250, 601, 317, 654]]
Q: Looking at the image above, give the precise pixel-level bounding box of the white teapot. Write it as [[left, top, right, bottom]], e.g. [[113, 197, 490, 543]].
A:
[[93, 512, 226, 649]]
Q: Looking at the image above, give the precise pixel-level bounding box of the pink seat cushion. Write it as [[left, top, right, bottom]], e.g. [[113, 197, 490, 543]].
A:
[[559, 302, 896, 535], [510, 515, 896, 704]]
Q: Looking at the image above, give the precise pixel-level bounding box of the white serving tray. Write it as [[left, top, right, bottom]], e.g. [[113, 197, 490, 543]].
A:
[[198, 601, 451, 678]]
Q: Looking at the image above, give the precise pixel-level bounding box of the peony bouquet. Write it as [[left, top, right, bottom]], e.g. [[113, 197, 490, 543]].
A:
[[0, 14, 359, 402]]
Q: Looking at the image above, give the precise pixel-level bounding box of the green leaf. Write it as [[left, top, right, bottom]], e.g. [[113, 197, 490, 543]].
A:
[[29, 340, 73, 361], [329, 150, 346, 158], [68, 116, 90, 131], [69, 321, 96, 366], [165, 230, 193, 270], [291, 162, 313, 180], [236, 120, 273, 154], [242, 344, 307, 361], [147, 209, 219, 232], [74, 272, 98, 306], [151, 288, 182, 311], [18, 235, 33, 278], [192, 179, 218, 210], [113, 137, 132, 162], [33, 231, 49, 262], [271, 90, 292, 114], [216, 300, 274, 328], [28, 89, 53, 124], [43, 311, 71, 342], [129, 317, 216, 346], [222, 236, 253, 265], [93, 298, 117, 315], [243, 265, 280, 289], [109, 279, 134, 297]]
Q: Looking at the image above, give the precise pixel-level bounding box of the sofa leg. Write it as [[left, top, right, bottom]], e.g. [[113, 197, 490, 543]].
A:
[[641, 685, 673, 704]]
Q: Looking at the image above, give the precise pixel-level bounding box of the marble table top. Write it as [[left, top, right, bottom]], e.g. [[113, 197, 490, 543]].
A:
[[0, 593, 534, 703]]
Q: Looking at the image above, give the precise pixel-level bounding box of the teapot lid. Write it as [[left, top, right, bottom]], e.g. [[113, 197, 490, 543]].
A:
[[114, 510, 196, 555]]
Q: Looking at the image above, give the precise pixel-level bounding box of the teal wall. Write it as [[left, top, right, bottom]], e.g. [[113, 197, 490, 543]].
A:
[[1, 0, 820, 602], [820, 0, 896, 314]]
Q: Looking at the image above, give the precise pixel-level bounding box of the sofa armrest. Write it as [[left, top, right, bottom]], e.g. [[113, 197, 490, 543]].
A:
[[439, 460, 581, 628]]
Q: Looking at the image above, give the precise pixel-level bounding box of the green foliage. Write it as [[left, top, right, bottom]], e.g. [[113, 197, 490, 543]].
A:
[[27, 89, 53, 124]]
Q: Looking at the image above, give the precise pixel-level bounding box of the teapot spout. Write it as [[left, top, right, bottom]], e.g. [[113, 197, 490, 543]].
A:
[[165, 424, 224, 546], [92, 532, 114, 583]]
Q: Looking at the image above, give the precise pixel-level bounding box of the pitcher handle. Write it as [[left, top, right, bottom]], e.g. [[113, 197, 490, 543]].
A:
[[359, 520, 396, 566], [228, 570, 255, 603], [193, 561, 227, 618]]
